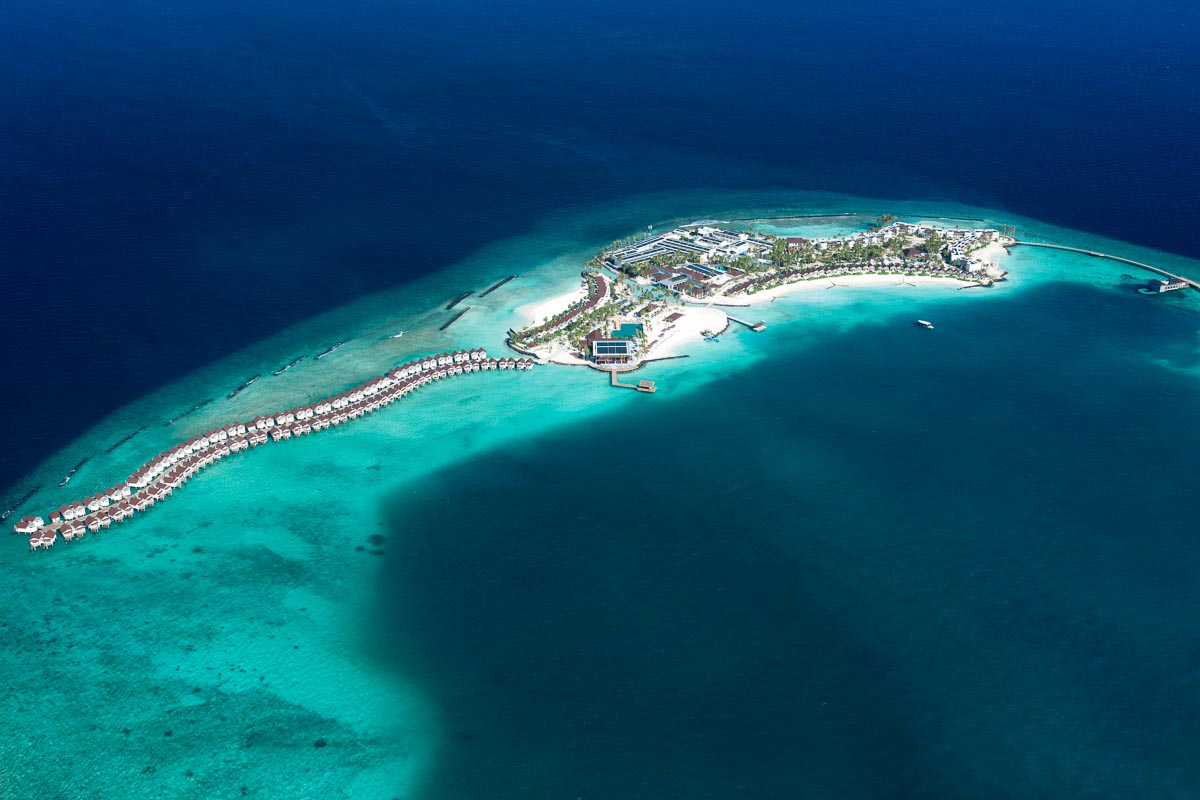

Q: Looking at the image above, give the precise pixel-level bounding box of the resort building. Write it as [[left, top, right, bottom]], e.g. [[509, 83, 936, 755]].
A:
[[1148, 277, 1189, 293], [592, 339, 636, 364]]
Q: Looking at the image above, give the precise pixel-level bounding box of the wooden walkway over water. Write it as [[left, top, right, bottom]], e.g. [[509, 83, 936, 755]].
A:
[[610, 370, 656, 393], [727, 316, 768, 331], [1012, 241, 1200, 291]]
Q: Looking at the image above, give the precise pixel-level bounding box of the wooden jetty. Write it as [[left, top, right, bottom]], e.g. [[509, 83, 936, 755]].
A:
[[728, 316, 768, 332], [610, 370, 656, 393], [1012, 241, 1200, 292]]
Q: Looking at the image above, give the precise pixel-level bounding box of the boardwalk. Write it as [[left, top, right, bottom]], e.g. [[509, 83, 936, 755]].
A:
[[728, 316, 768, 332], [609, 370, 656, 393], [1012, 241, 1200, 291]]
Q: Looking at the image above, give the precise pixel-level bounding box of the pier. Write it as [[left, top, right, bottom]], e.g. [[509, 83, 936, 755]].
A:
[[1012, 241, 1200, 292], [15, 350, 536, 552], [728, 316, 768, 332], [609, 370, 656, 393]]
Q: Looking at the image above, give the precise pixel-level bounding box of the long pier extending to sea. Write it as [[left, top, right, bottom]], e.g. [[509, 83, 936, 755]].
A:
[[609, 370, 656, 393], [1012, 241, 1200, 291], [727, 316, 768, 332], [14, 349, 535, 552]]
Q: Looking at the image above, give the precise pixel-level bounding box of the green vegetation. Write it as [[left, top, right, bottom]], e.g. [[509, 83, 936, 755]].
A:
[[870, 213, 898, 231], [517, 222, 995, 357]]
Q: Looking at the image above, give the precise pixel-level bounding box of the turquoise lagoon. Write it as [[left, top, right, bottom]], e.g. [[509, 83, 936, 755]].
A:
[[3, 190, 1199, 799]]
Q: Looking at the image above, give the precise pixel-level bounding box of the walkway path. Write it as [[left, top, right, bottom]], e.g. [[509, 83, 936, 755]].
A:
[[1012, 241, 1199, 291]]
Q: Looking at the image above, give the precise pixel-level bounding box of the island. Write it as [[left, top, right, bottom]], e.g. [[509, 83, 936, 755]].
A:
[[508, 217, 1011, 372], [42, 213, 1184, 552]]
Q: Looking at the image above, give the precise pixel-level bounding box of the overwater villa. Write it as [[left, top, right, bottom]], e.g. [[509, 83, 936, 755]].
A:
[[18, 349, 535, 552]]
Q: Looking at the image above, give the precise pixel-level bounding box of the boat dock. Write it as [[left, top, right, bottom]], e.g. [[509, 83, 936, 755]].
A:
[[610, 370, 656, 393], [728, 316, 768, 332], [1012, 241, 1200, 292]]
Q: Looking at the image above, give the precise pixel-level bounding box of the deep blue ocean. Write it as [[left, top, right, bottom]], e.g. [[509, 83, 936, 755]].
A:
[[3, 1, 1200, 797], [376, 280, 1200, 799], [3, 0, 1199, 488]]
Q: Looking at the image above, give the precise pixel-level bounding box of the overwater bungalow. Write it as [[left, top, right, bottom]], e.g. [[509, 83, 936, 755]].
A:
[[13, 516, 40, 534], [29, 529, 53, 550], [18, 345, 532, 553]]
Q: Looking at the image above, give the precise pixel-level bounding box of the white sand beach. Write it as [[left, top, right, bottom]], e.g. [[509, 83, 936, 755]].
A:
[[517, 285, 586, 327], [972, 241, 1009, 269], [642, 305, 728, 359]]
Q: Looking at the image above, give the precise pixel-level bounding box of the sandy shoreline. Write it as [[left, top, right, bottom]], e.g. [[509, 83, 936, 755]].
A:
[[710, 272, 979, 303], [642, 306, 727, 359], [973, 241, 1009, 268], [517, 285, 586, 328], [525, 271, 986, 365]]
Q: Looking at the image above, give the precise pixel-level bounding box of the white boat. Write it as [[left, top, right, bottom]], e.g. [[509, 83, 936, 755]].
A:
[[916, 319, 934, 329], [390, 331, 405, 339]]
